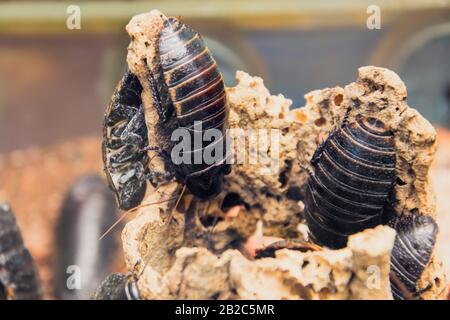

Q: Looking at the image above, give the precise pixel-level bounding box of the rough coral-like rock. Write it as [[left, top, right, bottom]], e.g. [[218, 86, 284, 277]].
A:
[[134, 226, 394, 300], [119, 10, 447, 300], [294, 66, 446, 299]]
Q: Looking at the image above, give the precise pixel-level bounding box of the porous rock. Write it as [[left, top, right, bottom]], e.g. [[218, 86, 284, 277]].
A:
[[120, 10, 447, 300], [134, 226, 395, 300]]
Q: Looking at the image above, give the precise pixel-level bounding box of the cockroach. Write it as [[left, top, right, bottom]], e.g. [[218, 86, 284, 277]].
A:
[[92, 273, 140, 300], [0, 203, 42, 300], [154, 16, 230, 201], [102, 16, 230, 211], [389, 214, 437, 300], [54, 175, 119, 300], [103, 70, 150, 210], [304, 115, 396, 249]]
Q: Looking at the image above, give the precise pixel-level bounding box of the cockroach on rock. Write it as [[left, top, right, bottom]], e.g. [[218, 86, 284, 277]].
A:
[[103, 71, 149, 210], [389, 214, 438, 300], [0, 203, 42, 300], [103, 16, 230, 210], [304, 115, 396, 249]]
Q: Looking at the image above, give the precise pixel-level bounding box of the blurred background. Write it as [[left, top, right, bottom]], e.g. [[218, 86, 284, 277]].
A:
[[0, 0, 449, 298]]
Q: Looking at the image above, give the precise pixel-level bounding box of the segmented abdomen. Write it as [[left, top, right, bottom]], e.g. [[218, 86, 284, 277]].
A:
[[304, 116, 396, 249], [389, 214, 437, 300], [158, 17, 229, 199], [0, 203, 41, 299], [159, 18, 226, 130]]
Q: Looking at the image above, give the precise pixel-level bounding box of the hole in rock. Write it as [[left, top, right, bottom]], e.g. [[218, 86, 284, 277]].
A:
[[221, 192, 248, 212], [334, 94, 343, 106], [286, 186, 304, 201], [314, 118, 326, 127], [199, 214, 223, 228], [396, 177, 406, 186], [278, 160, 293, 188]]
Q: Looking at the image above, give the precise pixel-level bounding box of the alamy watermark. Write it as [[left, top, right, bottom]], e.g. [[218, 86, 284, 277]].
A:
[[66, 265, 81, 290], [66, 4, 81, 30], [366, 5, 381, 30], [366, 265, 381, 290]]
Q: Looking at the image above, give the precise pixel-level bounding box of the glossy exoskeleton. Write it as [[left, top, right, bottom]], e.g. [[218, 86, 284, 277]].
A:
[[389, 214, 437, 300], [153, 17, 230, 199], [92, 273, 140, 300], [304, 115, 396, 249], [54, 175, 119, 299], [0, 203, 41, 300], [103, 71, 149, 210], [103, 17, 230, 210]]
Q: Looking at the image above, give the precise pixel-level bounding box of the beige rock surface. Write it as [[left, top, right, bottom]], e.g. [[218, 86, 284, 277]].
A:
[[120, 9, 447, 300], [134, 226, 395, 300]]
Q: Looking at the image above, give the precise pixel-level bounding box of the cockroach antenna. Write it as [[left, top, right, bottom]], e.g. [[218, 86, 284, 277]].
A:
[[99, 194, 178, 240], [165, 184, 186, 227], [133, 184, 187, 280]]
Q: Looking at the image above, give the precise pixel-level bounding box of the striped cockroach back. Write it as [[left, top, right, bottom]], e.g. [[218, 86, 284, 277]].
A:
[[304, 115, 396, 249], [389, 214, 438, 300]]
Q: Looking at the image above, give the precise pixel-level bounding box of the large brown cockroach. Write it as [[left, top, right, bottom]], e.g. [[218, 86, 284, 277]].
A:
[[54, 175, 119, 299], [103, 16, 230, 210], [389, 214, 437, 300], [0, 203, 41, 300], [304, 115, 396, 249]]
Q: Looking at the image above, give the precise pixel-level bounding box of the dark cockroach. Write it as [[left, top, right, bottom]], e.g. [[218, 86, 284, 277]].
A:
[[102, 17, 230, 210], [0, 203, 42, 300], [54, 175, 119, 300], [92, 273, 140, 300], [255, 240, 321, 259], [304, 115, 396, 249], [103, 70, 150, 210], [389, 214, 437, 300], [154, 16, 230, 201]]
